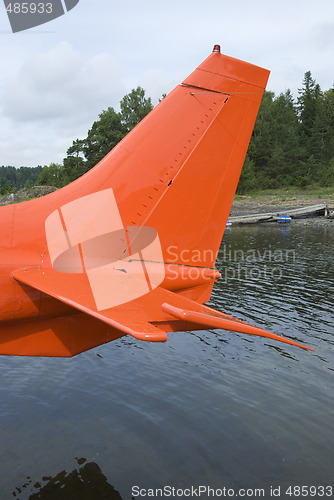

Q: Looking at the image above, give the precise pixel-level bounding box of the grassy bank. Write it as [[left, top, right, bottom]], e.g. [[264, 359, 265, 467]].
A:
[[235, 186, 334, 203]]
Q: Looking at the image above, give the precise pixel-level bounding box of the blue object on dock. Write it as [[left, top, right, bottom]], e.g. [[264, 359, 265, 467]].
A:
[[277, 215, 291, 223]]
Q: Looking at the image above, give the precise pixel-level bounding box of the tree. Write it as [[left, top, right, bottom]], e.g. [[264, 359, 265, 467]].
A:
[[242, 77, 334, 191], [270, 91, 303, 186], [62, 139, 86, 183], [0, 165, 42, 193], [297, 71, 325, 170], [83, 107, 126, 170], [120, 86, 153, 132], [297, 71, 319, 134], [247, 91, 277, 188], [36, 163, 65, 188], [322, 87, 334, 162], [237, 155, 256, 193], [62, 87, 153, 182]]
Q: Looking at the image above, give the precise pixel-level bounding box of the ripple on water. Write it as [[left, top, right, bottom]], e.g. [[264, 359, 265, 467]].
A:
[[0, 225, 333, 498]]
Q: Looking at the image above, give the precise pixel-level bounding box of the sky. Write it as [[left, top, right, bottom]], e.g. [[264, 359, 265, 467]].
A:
[[0, 0, 333, 168]]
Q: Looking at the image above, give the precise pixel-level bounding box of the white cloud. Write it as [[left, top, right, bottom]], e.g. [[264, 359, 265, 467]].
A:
[[0, 41, 129, 166], [0, 116, 69, 166], [2, 42, 125, 124]]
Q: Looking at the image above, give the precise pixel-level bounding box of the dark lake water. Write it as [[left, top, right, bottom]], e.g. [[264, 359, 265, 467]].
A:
[[1, 224, 333, 500]]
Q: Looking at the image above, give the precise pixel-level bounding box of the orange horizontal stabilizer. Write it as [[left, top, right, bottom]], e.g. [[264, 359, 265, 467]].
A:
[[13, 267, 313, 352], [161, 303, 314, 351], [13, 268, 167, 342]]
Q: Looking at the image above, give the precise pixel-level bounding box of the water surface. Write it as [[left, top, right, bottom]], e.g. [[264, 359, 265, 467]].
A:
[[1, 225, 333, 499]]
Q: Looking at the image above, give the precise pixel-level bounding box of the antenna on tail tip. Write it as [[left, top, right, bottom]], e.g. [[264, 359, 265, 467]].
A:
[[212, 44, 221, 53]]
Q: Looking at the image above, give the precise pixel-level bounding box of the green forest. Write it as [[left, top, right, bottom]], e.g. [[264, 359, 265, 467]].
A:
[[1, 71, 333, 197]]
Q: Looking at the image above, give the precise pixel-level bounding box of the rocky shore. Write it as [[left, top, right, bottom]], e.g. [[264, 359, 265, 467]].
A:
[[0, 186, 57, 206], [230, 193, 334, 227]]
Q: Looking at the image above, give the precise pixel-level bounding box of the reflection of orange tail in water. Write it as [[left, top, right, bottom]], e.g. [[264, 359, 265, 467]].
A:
[[0, 45, 313, 356]]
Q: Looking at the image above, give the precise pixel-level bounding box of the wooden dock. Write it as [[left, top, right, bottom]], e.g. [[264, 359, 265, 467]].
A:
[[229, 204, 328, 224]]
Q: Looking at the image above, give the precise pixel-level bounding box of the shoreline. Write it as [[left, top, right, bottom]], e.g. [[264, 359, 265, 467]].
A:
[[230, 193, 334, 227]]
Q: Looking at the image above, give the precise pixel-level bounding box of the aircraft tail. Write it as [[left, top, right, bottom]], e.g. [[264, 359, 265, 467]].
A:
[[10, 45, 270, 309], [7, 46, 309, 358], [57, 44, 269, 273], [143, 45, 270, 270]]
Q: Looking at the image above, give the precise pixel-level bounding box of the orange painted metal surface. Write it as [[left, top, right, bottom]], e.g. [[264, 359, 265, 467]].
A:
[[0, 46, 313, 356]]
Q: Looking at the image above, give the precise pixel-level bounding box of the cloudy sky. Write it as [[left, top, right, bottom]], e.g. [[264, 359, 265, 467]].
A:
[[0, 0, 333, 168]]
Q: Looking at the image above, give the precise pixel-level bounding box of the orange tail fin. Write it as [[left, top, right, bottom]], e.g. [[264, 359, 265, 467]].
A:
[[12, 45, 268, 276], [65, 45, 269, 271]]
